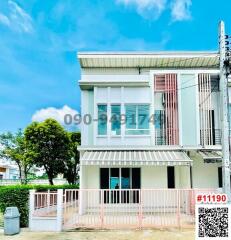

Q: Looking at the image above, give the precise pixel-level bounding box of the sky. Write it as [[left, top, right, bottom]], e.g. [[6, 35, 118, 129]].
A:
[[0, 0, 230, 133]]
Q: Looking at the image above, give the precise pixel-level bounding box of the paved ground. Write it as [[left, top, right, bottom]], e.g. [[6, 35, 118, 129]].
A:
[[0, 228, 194, 240]]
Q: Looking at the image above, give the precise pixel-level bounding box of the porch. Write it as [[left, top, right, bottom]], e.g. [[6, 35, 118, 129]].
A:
[[29, 188, 219, 231]]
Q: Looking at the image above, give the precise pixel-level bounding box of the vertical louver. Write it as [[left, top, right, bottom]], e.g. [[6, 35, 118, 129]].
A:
[[154, 74, 179, 145], [198, 73, 213, 145]]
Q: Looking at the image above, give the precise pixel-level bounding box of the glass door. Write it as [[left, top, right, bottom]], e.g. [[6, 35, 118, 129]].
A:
[[110, 168, 120, 203]]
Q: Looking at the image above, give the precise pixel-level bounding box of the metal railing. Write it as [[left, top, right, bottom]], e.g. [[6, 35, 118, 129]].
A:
[[32, 191, 58, 217], [62, 188, 218, 229], [200, 129, 221, 145]]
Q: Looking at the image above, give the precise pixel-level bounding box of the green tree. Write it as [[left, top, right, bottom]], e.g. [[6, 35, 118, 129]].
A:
[[0, 130, 35, 183], [64, 132, 81, 184], [24, 119, 72, 185]]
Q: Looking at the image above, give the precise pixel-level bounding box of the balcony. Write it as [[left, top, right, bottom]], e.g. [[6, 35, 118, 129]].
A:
[[155, 129, 222, 146], [200, 129, 221, 146]]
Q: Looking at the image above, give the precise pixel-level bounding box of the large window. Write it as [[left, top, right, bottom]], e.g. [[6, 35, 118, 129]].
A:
[[98, 105, 107, 135], [111, 105, 121, 136], [155, 110, 166, 145], [100, 168, 141, 204], [125, 105, 150, 135], [167, 166, 175, 189], [100, 168, 140, 190]]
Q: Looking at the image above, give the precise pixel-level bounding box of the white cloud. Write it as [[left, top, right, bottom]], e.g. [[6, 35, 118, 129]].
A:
[[116, 0, 167, 20], [0, 13, 10, 26], [0, 1, 33, 33], [171, 0, 192, 22], [32, 105, 80, 130], [116, 0, 192, 22]]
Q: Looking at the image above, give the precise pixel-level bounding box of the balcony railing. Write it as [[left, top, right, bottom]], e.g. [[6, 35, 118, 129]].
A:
[[200, 129, 221, 145], [155, 129, 222, 146]]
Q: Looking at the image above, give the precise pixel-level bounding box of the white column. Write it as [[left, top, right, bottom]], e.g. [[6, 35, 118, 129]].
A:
[[56, 189, 63, 232], [219, 21, 231, 200], [79, 164, 86, 215], [149, 71, 155, 145], [29, 190, 35, 230]]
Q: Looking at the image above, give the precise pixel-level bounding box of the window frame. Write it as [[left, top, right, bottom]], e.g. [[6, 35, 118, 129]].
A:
[[110, 104, 121, 136], [125, 104, 150, 136], [97, 104, 108, 136]]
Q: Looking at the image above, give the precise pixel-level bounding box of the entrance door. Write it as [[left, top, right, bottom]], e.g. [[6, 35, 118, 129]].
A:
[[110, 168, 120, 203]]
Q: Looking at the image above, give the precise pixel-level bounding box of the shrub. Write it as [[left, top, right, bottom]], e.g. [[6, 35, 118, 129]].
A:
[[0, 184, 78, 227]]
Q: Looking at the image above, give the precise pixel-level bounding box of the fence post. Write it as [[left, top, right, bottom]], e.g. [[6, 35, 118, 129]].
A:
[[29, 189, 35, 230], [177, 190, 181, 229], [47, 189, 50, 213], [139, 189, 143, 229], [100, 190, 104, 228], [56, 189, 63, 232]]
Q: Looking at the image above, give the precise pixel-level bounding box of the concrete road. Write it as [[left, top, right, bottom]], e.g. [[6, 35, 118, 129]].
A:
[[0, 228, 194, 240]]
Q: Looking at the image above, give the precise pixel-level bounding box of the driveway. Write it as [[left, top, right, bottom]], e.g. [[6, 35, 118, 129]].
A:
[[0, 228, 194, 240]]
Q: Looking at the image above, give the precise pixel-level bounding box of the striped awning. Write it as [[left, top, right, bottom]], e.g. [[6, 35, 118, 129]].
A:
[[81, 150, 192, 166], [199, 150, 222, 163]]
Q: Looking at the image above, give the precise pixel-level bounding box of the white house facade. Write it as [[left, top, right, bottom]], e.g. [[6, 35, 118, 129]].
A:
[[0, 158, 19, 180], [77, 51, 224, 213]]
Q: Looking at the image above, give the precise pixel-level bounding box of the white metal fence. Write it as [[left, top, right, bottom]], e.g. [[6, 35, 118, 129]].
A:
[[29, 188, 218, 231]]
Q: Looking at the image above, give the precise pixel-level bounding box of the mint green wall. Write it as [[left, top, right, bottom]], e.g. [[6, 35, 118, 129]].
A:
[[180, 74, 198, 145], [88, 90, 94, 145]]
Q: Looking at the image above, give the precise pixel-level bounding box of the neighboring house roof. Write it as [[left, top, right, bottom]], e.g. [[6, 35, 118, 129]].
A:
[[78, 51, 219, 69]]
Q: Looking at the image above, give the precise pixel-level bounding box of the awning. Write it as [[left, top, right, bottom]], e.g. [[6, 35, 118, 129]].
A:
[[78, 51, 219, 69], [198, 150, 222, 163], [81, 150, 192, 166]]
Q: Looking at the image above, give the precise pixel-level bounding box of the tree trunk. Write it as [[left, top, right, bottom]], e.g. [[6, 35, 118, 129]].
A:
[[17, 164, 23, 184], [48, 177, 54, 185]]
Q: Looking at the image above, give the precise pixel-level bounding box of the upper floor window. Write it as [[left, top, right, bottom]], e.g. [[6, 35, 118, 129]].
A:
[[111, 105, 121, 136], [98, 104, 107, 135], [125, 105, 150, 135]]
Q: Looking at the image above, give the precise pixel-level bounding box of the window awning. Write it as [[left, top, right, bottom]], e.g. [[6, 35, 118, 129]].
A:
[[198, 150, 222, 163], [81, 150, 192, 166]]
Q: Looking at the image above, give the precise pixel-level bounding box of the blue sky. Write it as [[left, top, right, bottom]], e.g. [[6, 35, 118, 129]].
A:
[[0, 0, 230, 133]]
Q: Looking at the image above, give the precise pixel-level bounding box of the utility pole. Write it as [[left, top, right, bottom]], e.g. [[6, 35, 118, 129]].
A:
[[219, 20, 231, 201]]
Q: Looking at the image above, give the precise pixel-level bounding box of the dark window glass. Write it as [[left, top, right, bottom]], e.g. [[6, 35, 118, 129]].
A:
[[167, 166, 175, 188], [121, 168, 130, 189], [132, 168, 141, 189], [100, 168, 109, 189], [218, 167, 223, 188]]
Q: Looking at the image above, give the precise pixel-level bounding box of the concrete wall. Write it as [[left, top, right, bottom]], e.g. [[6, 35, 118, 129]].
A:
[[81, 71, 221, 147], [191, 152, 221, 188], [82, 165, 191, 189]]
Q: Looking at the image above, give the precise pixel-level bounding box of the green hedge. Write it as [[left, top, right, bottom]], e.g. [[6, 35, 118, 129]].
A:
[[0, 184, 79, 227]]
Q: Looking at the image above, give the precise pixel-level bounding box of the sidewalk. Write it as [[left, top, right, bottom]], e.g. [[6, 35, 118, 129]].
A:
[[0, 228, 194, 240]]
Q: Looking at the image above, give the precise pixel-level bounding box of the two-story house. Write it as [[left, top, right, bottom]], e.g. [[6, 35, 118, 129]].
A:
[[77, 51, 222, 213]]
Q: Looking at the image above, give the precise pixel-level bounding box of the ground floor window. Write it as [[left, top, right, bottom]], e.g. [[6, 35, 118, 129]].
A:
[[100, 168, 141, 190], [100, 168, 140, 204], [218, 167, 222, 188], [167, 166, 175, 189]]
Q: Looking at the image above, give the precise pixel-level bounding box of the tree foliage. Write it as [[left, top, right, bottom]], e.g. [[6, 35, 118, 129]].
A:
[[24, 119, 72, 185], [64, 132, 81, 184], [0, 130, 35, 183]]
